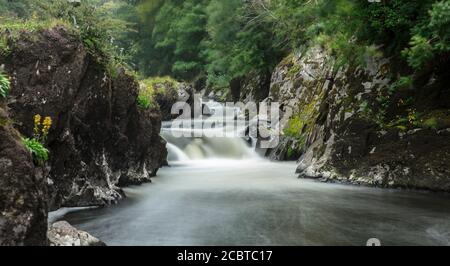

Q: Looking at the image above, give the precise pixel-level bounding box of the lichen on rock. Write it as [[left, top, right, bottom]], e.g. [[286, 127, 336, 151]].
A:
[[248, 46, 450, 192]]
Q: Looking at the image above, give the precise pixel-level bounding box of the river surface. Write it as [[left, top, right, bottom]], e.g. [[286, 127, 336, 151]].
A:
[[64, 101, 450, 246]]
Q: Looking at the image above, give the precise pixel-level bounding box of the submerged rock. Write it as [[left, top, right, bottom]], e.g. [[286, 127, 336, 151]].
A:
[[48, 221, 105, 246]]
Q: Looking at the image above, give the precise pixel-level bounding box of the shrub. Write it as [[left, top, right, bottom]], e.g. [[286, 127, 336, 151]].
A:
[[401, 1, 450, 68], [22, 114, 52, 165], [22, 138, 49, 165], [0, 72, 10, 98], [0, 34, 10, 56], [389, 76, 413, 94], [137, 87, 157, 110], [141, 76, 178, 94], [137, 76, 178, 110], [0, 0, 136, 72], [137, 94, 154, 109]]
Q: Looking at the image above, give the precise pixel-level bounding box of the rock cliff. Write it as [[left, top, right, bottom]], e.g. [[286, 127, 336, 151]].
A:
[[0, 105, 48, 246], [0, 26, 167, 245], [243, 47, 450, 191]]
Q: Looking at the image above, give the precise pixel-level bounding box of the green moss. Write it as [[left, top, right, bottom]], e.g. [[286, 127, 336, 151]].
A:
[[1, 16, 132, 75], [286, 60, 302, 79], [284, 116, 304, 138], [284, 117, 307, 151], [421, 117, 438, 130], [137, 94, 156, 110], [383, 109, 450, 132], [287, 146, 295, 159], [0, 18, 72, 37], [137, 76, 179, 110], [279, 54, 295, 67], [0, 117, 9, 127], [0, 35, 10, 56], [1, 19, 52, 32], [141, 76, 178, 95], [284, 93, 322, 151], [0, 17, 133, 86], [418, 110, 450, 130], [0, 19, 77, 61]]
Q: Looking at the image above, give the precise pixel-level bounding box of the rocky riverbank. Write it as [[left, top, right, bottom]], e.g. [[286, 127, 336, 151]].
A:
[[0, 26, 167, 245], [236, 47, 450, 192]]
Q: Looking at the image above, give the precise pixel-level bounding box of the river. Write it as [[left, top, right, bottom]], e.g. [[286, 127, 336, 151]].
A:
[[63, 101, 450, 246]]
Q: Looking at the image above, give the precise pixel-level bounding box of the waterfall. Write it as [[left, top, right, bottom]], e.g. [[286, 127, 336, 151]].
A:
[[161, 100, 259, 163], [166, 143, 190, 162]]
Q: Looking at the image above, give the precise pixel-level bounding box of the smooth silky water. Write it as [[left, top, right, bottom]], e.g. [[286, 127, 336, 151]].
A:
[[64, 101, 450, 246]]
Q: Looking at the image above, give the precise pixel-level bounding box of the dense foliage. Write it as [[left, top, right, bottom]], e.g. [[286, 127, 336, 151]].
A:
[[133, 0, 450, 90], [1, 0, 449, 92], [137, 76, 178, 109], [0, 0, 138, 72]]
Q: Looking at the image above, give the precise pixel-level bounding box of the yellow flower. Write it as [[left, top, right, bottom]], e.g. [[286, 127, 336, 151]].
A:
[[33, 114, 42, 139], [42, 116, 52, 140], [43, 116, 52, 128], [34, 114, 41, 126]]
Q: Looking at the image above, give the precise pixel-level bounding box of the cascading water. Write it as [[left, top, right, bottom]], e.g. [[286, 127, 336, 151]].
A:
[[166, 143, 190, 162], [62, 99, 450, 246], [161, 100, 259, 162]]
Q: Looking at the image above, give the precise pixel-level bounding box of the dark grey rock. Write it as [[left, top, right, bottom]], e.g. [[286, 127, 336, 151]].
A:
[[0, 106, 48, 246]]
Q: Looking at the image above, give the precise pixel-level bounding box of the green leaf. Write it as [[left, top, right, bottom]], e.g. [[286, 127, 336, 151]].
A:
[[22, 138, 49, 165], [0, 72, 10, 98]]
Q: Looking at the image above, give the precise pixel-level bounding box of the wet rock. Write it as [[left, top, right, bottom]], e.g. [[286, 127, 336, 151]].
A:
[[1, 26, 167, 210], [154, 81, 206, 120], [265, 136, 303, 161], [246, 46, 450, 192], [0, 106, 47, 246], [48, 221, 105, 246], [238, 70, 272, 104], [153, 80, 182, 121]]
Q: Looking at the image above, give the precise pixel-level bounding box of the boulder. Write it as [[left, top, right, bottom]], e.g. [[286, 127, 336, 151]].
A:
[[48, 221, 105, 246]]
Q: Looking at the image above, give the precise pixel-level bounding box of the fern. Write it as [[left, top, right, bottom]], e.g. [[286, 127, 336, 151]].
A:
[[0, 72, 10, 98]]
